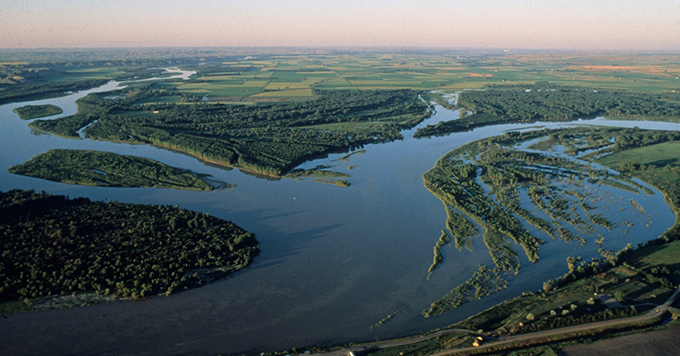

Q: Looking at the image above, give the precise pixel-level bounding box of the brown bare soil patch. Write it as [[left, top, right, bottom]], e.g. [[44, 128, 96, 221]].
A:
[[579, 65, 642, 71], [558, 325, 680, 356], [467, 73, 493, 77], [568, 65, 680, 77], [206, 96, 242, 102]]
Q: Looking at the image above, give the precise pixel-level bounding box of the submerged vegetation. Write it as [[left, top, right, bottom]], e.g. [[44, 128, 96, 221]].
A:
[[13, 104, 63, 120], [0, 189, 258, 302], [283, 166, 351, 187], [427, 231, 452, 275], [424, 265, 508, 318], [423, 127, 680, 316], [9, 149, 217, 190]]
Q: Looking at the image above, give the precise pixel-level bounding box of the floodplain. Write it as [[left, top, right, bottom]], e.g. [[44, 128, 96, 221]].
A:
[[1, 48, 680, 355]]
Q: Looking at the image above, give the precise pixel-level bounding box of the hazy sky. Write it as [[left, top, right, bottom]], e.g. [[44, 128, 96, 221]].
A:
[[2, 0, 679, 50]]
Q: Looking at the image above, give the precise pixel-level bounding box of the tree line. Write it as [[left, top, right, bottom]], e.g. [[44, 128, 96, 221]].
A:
[[415, 84, 680, 137]]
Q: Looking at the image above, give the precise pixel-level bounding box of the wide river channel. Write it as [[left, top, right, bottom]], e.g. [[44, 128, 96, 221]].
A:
[[1, 71, 679, 355]]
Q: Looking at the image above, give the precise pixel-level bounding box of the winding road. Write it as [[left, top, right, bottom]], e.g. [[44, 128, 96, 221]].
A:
[[316, 285, 680, 356]]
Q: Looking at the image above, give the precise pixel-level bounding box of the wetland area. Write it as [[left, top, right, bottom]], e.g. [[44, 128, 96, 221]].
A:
[[1, 52, 680, 356]]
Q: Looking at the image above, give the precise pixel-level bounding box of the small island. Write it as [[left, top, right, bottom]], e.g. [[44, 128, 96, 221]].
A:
[[9, 149, 219, 190], [13, 104, 63, 120], [0, 189, 258, 310]]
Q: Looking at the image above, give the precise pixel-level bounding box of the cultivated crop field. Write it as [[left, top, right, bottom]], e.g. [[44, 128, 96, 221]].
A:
[[165, 52, 680, 104]]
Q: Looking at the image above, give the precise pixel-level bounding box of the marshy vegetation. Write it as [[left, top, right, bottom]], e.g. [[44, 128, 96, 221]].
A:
[[423, 127, 680, 316]]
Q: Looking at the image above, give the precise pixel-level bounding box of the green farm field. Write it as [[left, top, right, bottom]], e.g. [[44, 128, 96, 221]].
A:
[[597, 141, 680, 170], [13, 50, 665, 104]]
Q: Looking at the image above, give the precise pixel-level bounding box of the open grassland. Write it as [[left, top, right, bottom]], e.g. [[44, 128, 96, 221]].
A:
[[253, 88, 314, 97], [559, 324, 680, 356], [596, 141, 680, 172]]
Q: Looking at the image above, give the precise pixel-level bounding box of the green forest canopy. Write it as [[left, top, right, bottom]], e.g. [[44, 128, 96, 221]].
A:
[[9, 149, 215, 190], [415, 84, 680, 137], [0, 189, 258, 301], [31, 89, 430, 175], [12, 104, 63, 120]]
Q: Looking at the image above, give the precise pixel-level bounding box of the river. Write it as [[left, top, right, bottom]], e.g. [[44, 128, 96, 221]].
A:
[[0, 73, 678, 355]]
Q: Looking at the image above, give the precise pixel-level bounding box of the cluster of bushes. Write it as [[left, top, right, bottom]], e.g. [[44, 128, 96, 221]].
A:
[[424, 265, 508, 317], [518, 307, 638, 334]]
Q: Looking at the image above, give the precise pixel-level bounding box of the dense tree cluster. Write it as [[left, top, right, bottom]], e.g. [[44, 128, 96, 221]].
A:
[[29, 94, 109, 137], [0, 79, 108, 105], [0, 190, 258, 301], [31, 89, 430, 175], [9, 149, 215, 190], [415, 84, 680, 137], [12, 104, 63, 120], [462, 85, 680, 120]]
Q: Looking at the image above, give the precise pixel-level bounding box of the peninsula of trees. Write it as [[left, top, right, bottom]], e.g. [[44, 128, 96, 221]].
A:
[[30, 89, 430, 176], [0, 189, 258, 301], [9, 149, 216, 190]]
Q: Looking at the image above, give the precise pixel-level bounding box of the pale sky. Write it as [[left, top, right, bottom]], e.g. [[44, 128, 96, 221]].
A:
[[2, 0, 679, 50]]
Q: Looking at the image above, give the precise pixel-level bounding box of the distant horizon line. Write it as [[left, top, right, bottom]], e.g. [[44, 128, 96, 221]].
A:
[[1, 45, 679, 54]]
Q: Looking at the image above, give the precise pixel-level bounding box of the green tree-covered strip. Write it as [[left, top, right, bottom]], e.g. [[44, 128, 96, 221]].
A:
[[415, 84, 680, 137], [13, 104, 63, 120], [428, 230, 452, 274], [9, 149, 215, 190], [29, 94, 109, 138], [424, 265, 508, 317], [0, 79, 108, 105]]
